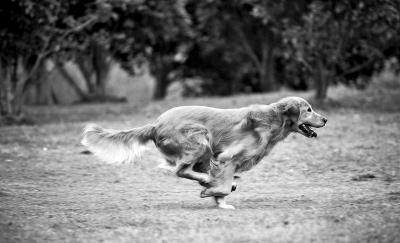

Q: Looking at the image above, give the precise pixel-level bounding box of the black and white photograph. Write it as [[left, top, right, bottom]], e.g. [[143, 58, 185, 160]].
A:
[[1, 0, 400, 242]]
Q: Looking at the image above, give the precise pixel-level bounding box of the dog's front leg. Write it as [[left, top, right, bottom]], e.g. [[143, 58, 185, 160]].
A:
[[214, 196, 235, 210], [200, 161, 236, 198]]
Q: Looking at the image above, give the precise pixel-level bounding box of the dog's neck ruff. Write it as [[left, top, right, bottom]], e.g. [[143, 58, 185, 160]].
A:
[[234, 113, 292, 173]]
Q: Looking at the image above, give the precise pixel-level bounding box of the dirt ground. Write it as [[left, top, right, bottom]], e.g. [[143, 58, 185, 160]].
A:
[[1, 82, 400, 242]]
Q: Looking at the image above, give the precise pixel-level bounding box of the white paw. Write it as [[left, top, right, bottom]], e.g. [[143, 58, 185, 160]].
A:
[[218, 204, 235, 210]]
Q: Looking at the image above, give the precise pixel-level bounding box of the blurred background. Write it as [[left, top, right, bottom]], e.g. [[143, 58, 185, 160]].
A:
[[0, 0, 399, 124], [1, 1, 400, 242]]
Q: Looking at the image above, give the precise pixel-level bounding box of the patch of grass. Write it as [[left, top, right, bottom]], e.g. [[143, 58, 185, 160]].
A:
[[1, 78, 400, 242]]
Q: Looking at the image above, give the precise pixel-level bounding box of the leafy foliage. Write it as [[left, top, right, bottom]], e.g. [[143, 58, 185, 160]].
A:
[[1, 0, 400, 123], [282, 0, 400, 98], [182, 0, 309, 94], [0, 0, 100, 122], [82, 0, 193, 98]]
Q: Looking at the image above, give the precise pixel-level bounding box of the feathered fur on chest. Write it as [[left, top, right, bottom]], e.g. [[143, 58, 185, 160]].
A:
[[215, 109, 291, 173], [234, 124, 290, 172]]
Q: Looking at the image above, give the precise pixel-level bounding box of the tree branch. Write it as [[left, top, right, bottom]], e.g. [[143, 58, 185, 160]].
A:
[[341, 59, 375, 76], [21, 38, 53, 86], [58, 15, 98, 39], [232, 24, 262, 70], [22, 15, 99, 85]]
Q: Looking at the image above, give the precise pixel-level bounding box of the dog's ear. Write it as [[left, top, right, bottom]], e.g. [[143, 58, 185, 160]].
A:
[[240, 111, 263, 130], [279, 103, 299, 123]]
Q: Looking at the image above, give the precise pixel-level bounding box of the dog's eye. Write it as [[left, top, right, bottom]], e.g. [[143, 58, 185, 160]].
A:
[[307, 108, 312, 112]]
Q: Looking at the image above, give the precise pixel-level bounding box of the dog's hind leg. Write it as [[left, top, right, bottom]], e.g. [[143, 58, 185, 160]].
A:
[[176, 163, 211, 184], [170, 124, 214, 184], [200, 161, 236, 198]]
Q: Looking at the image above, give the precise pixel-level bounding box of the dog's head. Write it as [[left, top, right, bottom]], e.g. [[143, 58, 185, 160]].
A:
[[278, 97, 327, 138]]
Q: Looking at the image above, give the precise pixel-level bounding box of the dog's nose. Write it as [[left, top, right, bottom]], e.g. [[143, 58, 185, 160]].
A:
[[322, 117, 328, 124]]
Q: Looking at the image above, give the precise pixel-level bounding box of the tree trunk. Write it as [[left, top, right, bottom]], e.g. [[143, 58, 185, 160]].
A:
[[75, 41, 124, 102], [92, 42, 112, 97], [36, 60, 55, 105], [0, 57, 30, 124], [151, 57, 171, 100], [56, 61, 86, 99], [13, 56, 29, 115], [259, 34, 276, 92], [0, 62, 12, 119], [153, 75, 169, 100], [258, 54, 275, 92], [314, 61, 330, 100], [234, 24, 277, 93], [76, 53, 96, 93]]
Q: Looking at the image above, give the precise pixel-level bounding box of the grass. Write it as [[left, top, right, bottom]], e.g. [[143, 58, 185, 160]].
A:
[[1, 78, 400, 242]]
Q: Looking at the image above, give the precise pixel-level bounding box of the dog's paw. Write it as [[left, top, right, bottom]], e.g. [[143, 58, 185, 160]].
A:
[[200, 187, 230, 198], [200, 189, 212, 198], [218, 204, 235, 210], [198, 178, 218, 188]]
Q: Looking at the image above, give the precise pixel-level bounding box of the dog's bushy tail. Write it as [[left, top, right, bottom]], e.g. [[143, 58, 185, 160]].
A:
[[81, 123, 155, 164]]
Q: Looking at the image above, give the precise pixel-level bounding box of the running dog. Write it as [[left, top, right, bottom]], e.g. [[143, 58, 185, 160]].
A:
[[81, 97, 327, 209]]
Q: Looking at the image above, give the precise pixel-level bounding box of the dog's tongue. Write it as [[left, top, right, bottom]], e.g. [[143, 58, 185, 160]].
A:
[[300, 124, 317, 138], [309, 129, 317, 138]]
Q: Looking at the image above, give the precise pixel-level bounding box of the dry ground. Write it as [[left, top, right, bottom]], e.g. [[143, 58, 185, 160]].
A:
[[1, 80, 400, 242]]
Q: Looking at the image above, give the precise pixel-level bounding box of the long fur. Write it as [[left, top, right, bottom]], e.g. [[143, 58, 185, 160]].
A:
[[81, 97, 324, 172], [81, 123, 154, 164], [80, 97, 327, 208]]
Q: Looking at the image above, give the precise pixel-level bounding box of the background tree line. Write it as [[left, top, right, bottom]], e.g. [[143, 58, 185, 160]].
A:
[[1, 0, 399, 124]]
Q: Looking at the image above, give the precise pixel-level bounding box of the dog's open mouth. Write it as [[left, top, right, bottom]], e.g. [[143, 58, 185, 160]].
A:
[[299, 124, 317, 138]]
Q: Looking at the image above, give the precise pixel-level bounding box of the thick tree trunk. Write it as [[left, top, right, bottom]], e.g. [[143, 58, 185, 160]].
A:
[[151, 57, 171, 100], [237, 27, 276, 93], [153, 75, 169, 100], [259, 35, 276, 92], [258, 56, 275, 92], [0, 62, 12, 118], [13, 57, 28, 115], [36, 78, 54, 105], [35, 60, 55, 105], [92, 43, 111, 97], [314, 61, 331, 100], [75, 41, 124, 103], [0, 57, 31, 124], [315, 80, 329, 100], [76, 54, 96, 93]]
